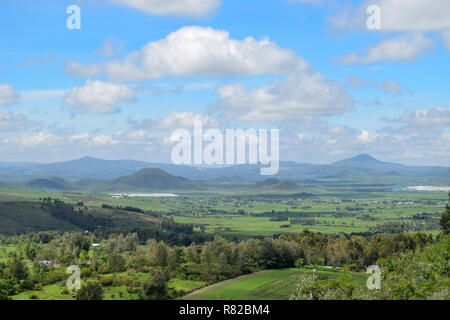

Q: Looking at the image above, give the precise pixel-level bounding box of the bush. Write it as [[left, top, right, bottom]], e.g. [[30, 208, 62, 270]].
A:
[[136, 266, 150, 273], [100, 277, 114, 287], [0, 293, 11, 300], [41, 270, 66, 285], [81, 267, 93, 278], [76, 282, 104, 300], [34, 283, 43, 291], [139, 273, 168, 300]]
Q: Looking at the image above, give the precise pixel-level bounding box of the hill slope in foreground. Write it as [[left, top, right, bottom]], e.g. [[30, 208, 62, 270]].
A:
[[182, 268, 367, 300], [0, 201, 158, 234]]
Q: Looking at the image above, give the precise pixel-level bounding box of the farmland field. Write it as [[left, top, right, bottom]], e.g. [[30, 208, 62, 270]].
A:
[[182, 268, 368, 300], [0, 187, 445, 238]]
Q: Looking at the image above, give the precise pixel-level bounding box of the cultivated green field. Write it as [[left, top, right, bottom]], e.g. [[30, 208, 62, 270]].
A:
[[182, 268, 368, 300]]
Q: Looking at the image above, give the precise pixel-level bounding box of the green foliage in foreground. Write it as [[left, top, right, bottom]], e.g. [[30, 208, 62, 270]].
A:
[[291, 235, 450, 300], [0, 227, 446, 301]]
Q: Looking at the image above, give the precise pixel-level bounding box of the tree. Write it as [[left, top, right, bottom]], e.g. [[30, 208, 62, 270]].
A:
[[23, 243, 37, 260], [71, 233, 91, 253], [8, 257, 28, 280], [140, 272, 168, 300], [218, 252, 228, 274], [124, 233, 139, 252], [108, 253, 126, 273], [345, 236, 368, 270], [76, 282, 103, 300], [440, 193, 450, 235], [153, 243, 168, 267], [167, 250, 179, 271]]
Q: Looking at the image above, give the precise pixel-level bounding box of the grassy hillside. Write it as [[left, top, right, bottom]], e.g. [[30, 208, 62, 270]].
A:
[[0, 202, 76, 234], [0, 200, 160, 235], [182, 268, 368, 300]]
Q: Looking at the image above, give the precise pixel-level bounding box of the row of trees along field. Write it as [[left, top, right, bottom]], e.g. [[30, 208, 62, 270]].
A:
[[0, 193, 449, 300]]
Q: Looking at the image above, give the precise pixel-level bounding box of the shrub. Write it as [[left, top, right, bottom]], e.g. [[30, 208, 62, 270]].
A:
[[76, 282, 103, 300], [139, 273, 168, 300], [100, 277, 114, 287], [81, 267, 92, 278]]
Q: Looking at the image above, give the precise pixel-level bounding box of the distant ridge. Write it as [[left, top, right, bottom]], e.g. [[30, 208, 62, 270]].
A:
[[254, 178, 298, 190], [27, 177, 70, 190], [332, 154, 400, 168], [333, 154, 382, 165], [114, 168, 201, 190], [0, 156, 205, 181], [0, 154, 448, 182]]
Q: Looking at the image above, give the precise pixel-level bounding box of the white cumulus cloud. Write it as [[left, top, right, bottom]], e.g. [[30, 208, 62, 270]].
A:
[[215, 73, 353, 122], [394, 107, 450, 128], [0, 84, 20, 107], [66, 26, 310, 81], [358, 129, 378, 144], [331, 0, 450, 32], [154, 110, 220, 130], [335, 33, 435, 65], [63, 80, 135, 113], [3, 133, 61, 148], [374, 79, 403, 94]]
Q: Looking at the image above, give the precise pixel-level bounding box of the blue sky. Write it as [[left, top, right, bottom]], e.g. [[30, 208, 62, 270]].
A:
[[0, 0, 449, 165]]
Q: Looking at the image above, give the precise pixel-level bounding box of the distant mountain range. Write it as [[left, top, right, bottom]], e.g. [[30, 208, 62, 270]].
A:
[[0, 156, 193, 181], [329, 154, 450, 179], [0, 154, 449, 184]]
